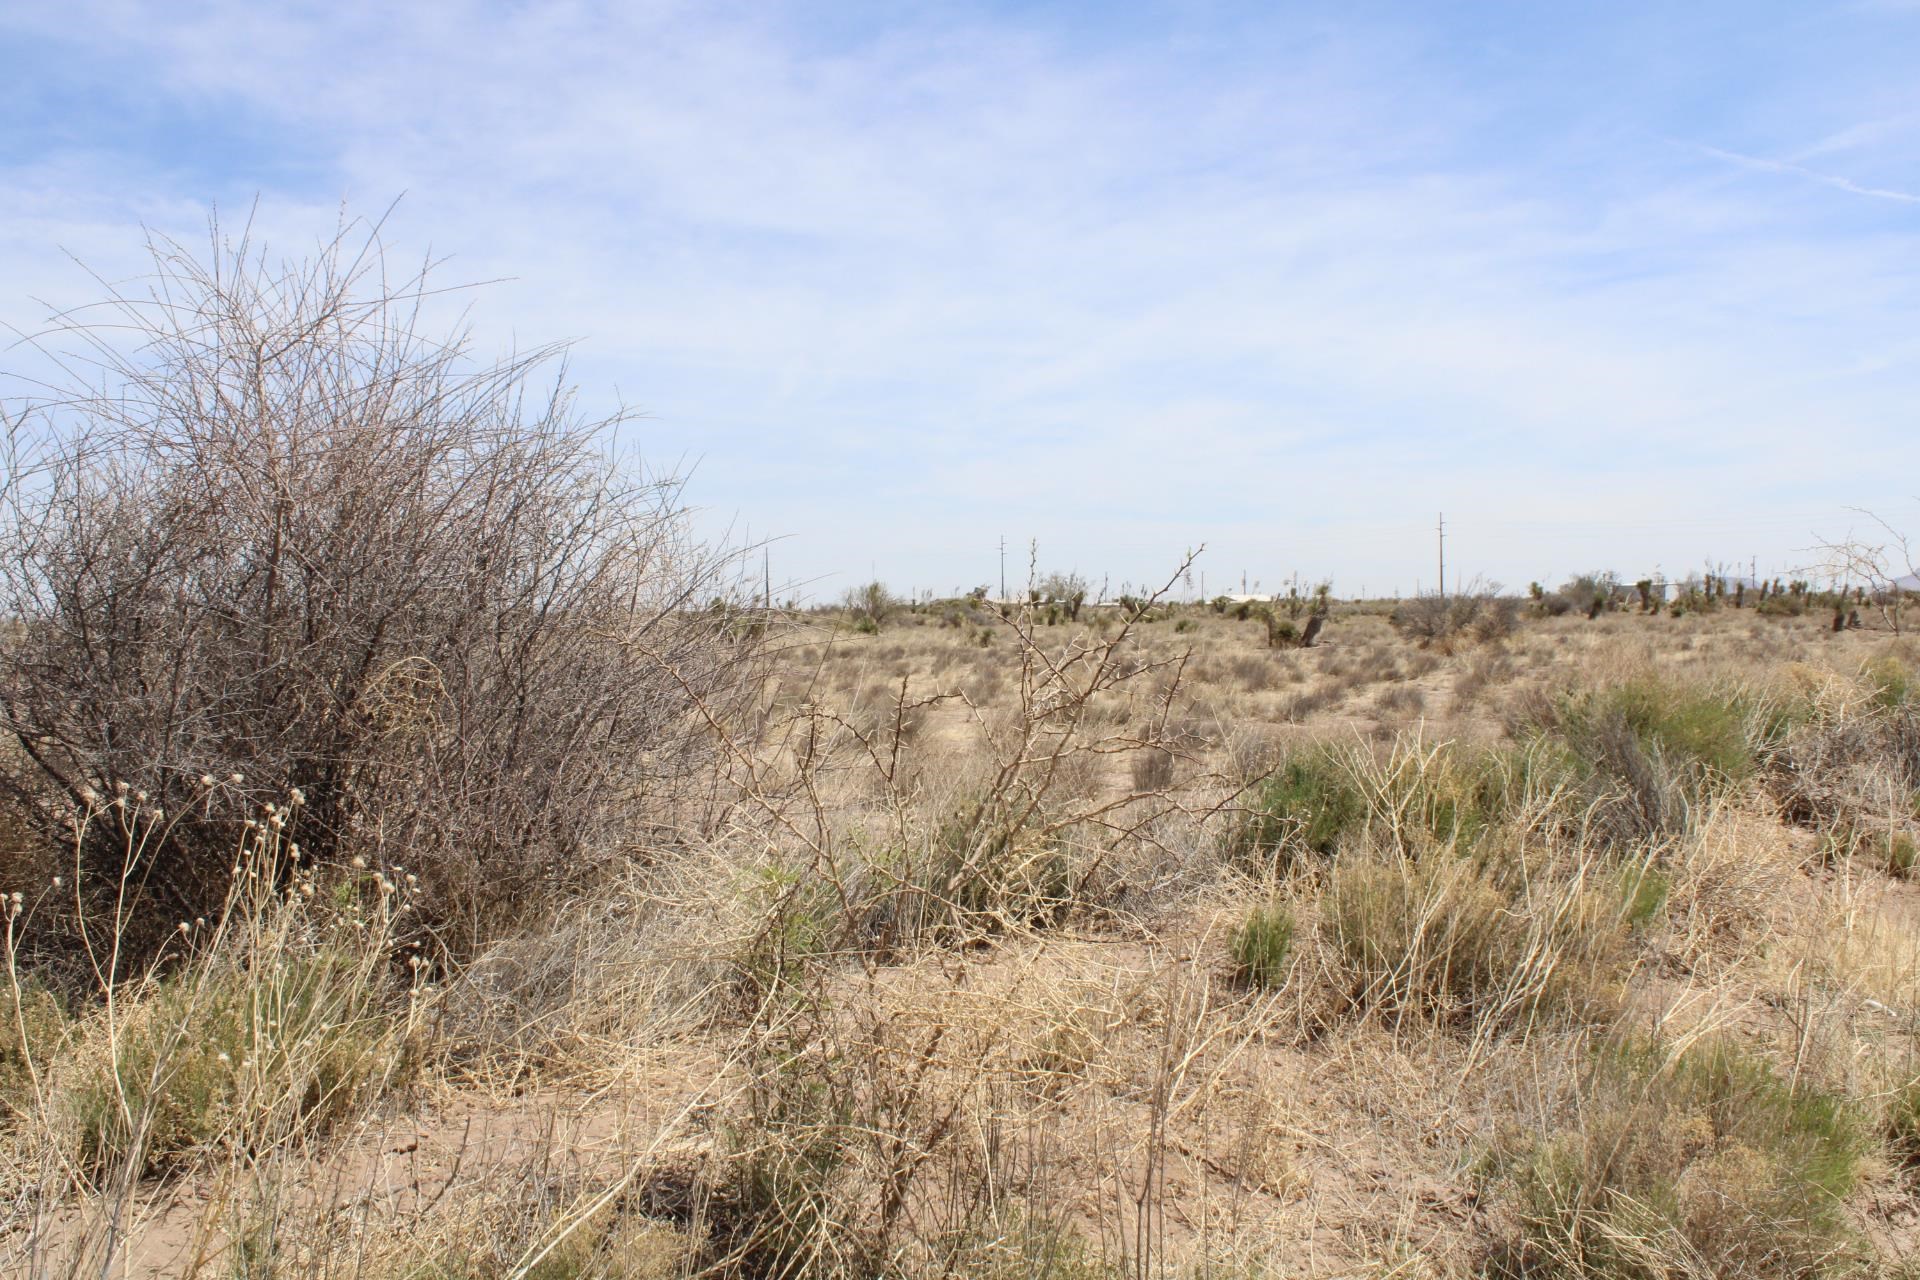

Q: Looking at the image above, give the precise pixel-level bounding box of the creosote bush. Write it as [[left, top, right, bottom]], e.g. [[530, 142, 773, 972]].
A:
[[1525, 675, 1778, 840], [1225, 748, 1364, 869], [0, 220, 754, 959]]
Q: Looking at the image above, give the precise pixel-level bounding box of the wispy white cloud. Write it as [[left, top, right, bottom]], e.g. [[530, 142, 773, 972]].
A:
[[1697, 143, 1920, 205]]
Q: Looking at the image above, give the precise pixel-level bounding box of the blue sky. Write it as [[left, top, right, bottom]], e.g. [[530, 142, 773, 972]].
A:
[[2, 2, 1917, 600]]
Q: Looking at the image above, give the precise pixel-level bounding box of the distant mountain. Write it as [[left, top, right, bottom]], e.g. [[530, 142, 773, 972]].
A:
[[1897, 573, 1920, 591]]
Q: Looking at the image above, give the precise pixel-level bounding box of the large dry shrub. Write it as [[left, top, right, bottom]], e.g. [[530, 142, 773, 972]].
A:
[[1389, 582, 1520, 652], [0, 219, 756, 958]]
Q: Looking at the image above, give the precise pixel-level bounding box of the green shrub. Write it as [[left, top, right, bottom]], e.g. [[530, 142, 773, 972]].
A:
[[843, 580, 899, 631], [1545, 677, 1776, 838], [1493, 1037, 1866, 1278], [733, 863, 840, 997], [1226, 750, 1364, 869], [1230, 903, 1295, 987], [1584, 678, 1761, 780]]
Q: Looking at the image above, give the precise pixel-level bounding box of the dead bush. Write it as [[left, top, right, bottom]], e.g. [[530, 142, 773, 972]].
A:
[[1390, 585, 1521, 652], [0, 219, 756, 960]]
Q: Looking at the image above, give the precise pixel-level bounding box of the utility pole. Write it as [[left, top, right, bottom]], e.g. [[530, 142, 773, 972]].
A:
[[763, 548, 771, 611], [1437, 513, 1446, 601], [998, 536, 1007, 602]]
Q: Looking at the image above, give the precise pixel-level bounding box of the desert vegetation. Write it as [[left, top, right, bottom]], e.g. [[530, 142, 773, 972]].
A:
[[3, 228, 1920, 1279]]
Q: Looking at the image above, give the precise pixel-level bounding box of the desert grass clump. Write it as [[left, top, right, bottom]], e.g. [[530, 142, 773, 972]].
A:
[[1450, 649, 1516, 713], [1351, 738, 1574, 854], [1322, 849, 1630, 1033], [14, 815, 423, 1184], [1864, 654, 1914, 710], [1492, 1037, 1867, 1279], [1131, 744, 1177, 792], [1765, 662, 1920, 848], [0, 975, 67, 1124], [366, 1175, 698, 1280], [1374, 684, 1426, 717], [60, 940, 410, 1180], [695, 961, 1097, 1280]]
